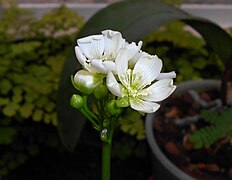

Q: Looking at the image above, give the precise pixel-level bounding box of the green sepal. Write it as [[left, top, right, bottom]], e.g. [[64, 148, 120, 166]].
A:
[[117, 96, 129, 107]]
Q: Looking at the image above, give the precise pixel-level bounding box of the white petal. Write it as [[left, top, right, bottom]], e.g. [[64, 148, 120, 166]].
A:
[[142, 79, 176, 102], [156, 71, 176, 80], [90, 60, 116, 74], [103, 61, 116, 73], [126, 41, 142, 60], [130, 98, 160, 113], [75, 46, 87, 67], [129, 51, 146, 68], [106, 71, 122, 97], [75, 46, 96, 72], [102, 30, 126, 55], [115, 49, 129, 85], [132, 55, 162, 89], [77, 35, 104, 59], [102, 29, 119, 36]]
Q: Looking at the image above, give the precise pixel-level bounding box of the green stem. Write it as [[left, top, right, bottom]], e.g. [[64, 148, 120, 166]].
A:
[[95, 100, 105, 128], [102, 141, 112, 180], [83, 95, 98, 120], [101, 117, 117, 180], [80, 109, 100, 130]]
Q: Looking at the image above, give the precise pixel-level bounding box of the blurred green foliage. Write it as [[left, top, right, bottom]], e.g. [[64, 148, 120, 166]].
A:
[[0, 5, 84, 178], [143, 22, 225, 82], [119, 108, 145, 140]]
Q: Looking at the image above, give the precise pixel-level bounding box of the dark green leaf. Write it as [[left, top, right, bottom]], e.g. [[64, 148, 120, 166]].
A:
[[57, 48, 86, 152], [78, 0, 232, 63]]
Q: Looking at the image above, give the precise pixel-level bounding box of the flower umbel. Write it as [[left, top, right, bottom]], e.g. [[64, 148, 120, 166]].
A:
[[71, 29, 177, 180], [107, 49, 176, 113], [75, 30, 142, 74]]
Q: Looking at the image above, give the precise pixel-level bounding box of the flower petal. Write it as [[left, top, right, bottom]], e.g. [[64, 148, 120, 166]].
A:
[[142, 79, 176, 102], [128, 51, 146, 68], [156, 71, 176, 80], [132, 55, 162, 89], [90, 60, 116, 74], [102, 30, 126, 56], [103, 61, 116, 73], [75, 46, 87, 67], [106, 71, 122, 97], [130, 98, 160, 113], [126, 41, 142, 60], [77, 35, 104, 59], [115, 49, 129, 85], [75, 46, 96, 72]]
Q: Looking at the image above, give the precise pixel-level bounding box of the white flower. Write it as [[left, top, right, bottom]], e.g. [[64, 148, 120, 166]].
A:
[[106, 49, 176, 113], [75, 30, 142, 74]]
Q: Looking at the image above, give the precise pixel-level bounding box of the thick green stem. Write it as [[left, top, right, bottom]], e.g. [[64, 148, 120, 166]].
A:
[[101, 117, 117, 180], [102, 141, 112, 180]]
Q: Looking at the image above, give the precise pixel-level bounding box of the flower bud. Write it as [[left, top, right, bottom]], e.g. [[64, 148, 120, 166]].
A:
[[106, 100, 122, 116], [94, 84, 109, 100], [70, 94, 84, 109], [73, 70, 103, 95]]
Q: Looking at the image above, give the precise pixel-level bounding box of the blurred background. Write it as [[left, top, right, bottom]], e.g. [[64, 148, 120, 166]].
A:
[[0, 0, 231, 179]]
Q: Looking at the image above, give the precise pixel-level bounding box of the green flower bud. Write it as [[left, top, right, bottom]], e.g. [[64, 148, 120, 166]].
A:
[[106, 100, 122, 116], [70, 94, 84, 109], [73, 70, 103, 95], [94, 84, 109, 100]]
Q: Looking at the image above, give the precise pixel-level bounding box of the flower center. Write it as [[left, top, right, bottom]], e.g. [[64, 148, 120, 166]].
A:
[[102, 52, 116, 61], [121, 69, 143, 98], [120, 69, 152, 104]]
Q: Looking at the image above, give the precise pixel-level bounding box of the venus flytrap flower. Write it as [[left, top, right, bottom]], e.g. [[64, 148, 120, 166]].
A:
[[71, 30, 177, 180], [106, 49, 176, 113], [75, 29, 142, 74]]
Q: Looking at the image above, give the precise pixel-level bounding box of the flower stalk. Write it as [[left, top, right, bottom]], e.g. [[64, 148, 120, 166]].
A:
[[101, 115, 117, 180], [102, 140, 112, 180]]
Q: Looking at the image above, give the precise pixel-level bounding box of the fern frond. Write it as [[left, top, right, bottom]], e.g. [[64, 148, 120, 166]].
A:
[[200, 109, 232, 126], [190, 124, 230, 149]]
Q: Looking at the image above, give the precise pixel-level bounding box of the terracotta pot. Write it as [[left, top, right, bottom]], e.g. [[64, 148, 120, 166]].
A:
[[145, 79, 221, 180]]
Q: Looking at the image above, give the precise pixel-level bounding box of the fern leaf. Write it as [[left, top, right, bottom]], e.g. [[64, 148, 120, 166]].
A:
[[200, 109, 232, 126], [190, 124, 230, 149]]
